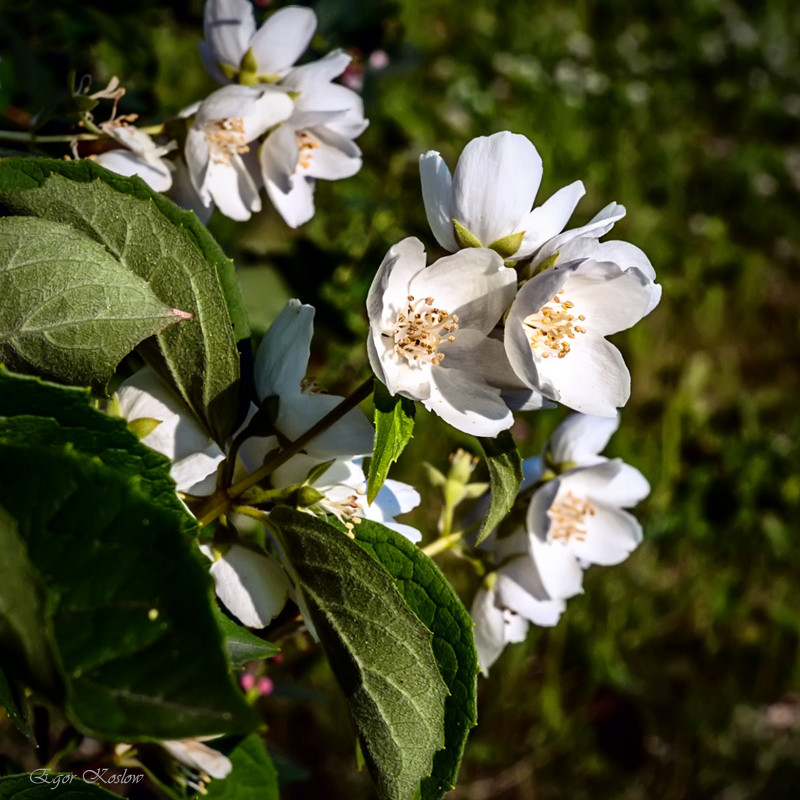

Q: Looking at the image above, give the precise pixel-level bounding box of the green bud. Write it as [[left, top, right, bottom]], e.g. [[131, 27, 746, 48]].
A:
[[488, 230, 525, 259], [448, 448, 477, 486], [452, 218, 484, 249], [127, 417, 162, 440], [537, 251, 560, 272], [295, 485, 326, 508]]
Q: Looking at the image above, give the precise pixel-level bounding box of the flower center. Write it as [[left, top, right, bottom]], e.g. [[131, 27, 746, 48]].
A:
[[391, 295, 459, 366], [548, 491, 595, 542], [322, 490, 364, 536], [522, 293, 586, 359], [296, 130, 320, 171], [205, 117, 249, 165]]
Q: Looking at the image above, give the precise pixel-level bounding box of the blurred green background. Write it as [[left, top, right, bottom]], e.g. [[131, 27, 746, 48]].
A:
[[2, 0, 799, 797]]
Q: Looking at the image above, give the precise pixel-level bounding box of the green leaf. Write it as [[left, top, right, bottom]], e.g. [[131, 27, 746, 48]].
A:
[[213, 606, 280, 668], [367, 380, 416, 504], [0, 367, 194, 534], [0, 432, 256, 740], [0, 157, 247, 442], [268, 507, 447, 800], [0, 665, 35, 743], [0, 217, 188, 387], [0, 774, 122, 799], [352, 519, 479, 800], [204, 734, 280, 800], [475, 431, 523, 546]]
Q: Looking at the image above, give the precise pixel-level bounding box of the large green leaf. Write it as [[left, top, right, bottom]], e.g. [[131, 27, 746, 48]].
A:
[[475, 431, 523, 546], [0, 367, 194, 533], [352, 519, 479, 800], [0, 774, 121, 799], [204, 734, 280, 800], [0, 217, 188, 387], [0, 157, 245, 442], [268, 507, 447, 800], [0, 431, 256, 740], [213, 606, 280, 669], [367, 380, 416, 504]]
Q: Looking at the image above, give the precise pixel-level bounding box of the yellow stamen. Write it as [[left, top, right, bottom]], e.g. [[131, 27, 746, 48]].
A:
[[548, 491, 596, 542], [521, 293, 587, 359], [390, 295, 459, 366], [205, 117, 248, 166]]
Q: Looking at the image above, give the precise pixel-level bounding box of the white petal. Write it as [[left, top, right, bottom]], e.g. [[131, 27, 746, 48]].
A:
[[95, 149, 173, 192], [116, 366, 224, 495], [243, 88, 294, 139], [452, 132, 543, 245], [206, 157, 261, 221], [276, 394, 375, 457], [495, 572, 566, 626], [427, 364, 513, 437], [518, 180, 585, 258], [161, 740, 232, 780], [254, 299, 314, 399], [565, 501, 643, 566], [407, 248, 515, 334], [196, 84, 264, 124], [304, 128, 362, 181], [282, 49, 351, 90], [366, 237, 427, 333], [249, 6, 317, 74], [266, 172, 316, 228], [419, 151, 457, 251], [595, 240, 655, 280], [529, 530, 585, 599], [362, 479, 422, 543], [184, 127, 212, 202], [202, 0, 256, 81], [599, 461, 651, 507], [548, 412, 620, 465], [207, 544, 291, 627], [169, 157, 214, 223]]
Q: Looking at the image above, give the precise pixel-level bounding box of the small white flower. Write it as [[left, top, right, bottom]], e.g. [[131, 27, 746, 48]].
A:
[[161, 738, 232, 785], [201, 0, 317, 85], [527, 413, 650, 571], [260, 53, 368, 228], [116, 366, 225, 496], [94, 118, 175, 192], [419, 131, 585, 260], [471, 577, 529, 676], [366, 237, 519, 437], [504, 258, 656, 417], [184, 84, 293, 221]]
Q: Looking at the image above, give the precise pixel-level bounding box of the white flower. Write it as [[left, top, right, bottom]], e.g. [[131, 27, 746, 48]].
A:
[[200, 542, 291, 628], [366, 237, 519, 437], [419, 131, 585, 260], [201, 0, 317, 85], [116, 366, 225, 495], [504, 258, 656, 417], [184, 84, 293, 221], [260, 52, 368, 228], [471, 577, 529, 676], [94, 119, 175, 192], [161, 739, 232, 781], [526, 413, 650, 572], [252, 299, 374, 458]]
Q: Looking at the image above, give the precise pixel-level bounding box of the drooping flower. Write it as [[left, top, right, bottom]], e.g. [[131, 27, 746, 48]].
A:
[[94, 117, 175, 192], [366, 237, 522, 437], [419, 131, 585, 260], [504, 258, 657, 417], [116, 366, 225, 496], [260, 52, 368, 228], [201, 0, 317, 86], [183, 84, 293, 221]]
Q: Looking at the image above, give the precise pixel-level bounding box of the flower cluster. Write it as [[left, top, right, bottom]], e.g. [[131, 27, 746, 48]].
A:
[[92, 0, 367, 227], [117, 299, 419, 631], [471, 413, 650, 672], [368, 130, 661, 431]]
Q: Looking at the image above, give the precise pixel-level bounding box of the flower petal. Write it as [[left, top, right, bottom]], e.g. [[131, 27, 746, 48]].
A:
[[266, 172, 316, 228], [206, 156, 261, 221], [282, 49, 351, 90], [95, 149, 173, 192], [419, 150, 457, 251], [548, 412, 620, 465], [366, 237, 427, 333], [304, 128, 362, 181], [471, 585, 529, 675], [452, 131, 543, 245], [428, 362, 513, 437], [565, 500, 643, 566], [518, 180, 585, 258], [407, 248, 515, 334], [600, 461, 651, 507], [495, 572, 566, 626], [248, 6, 317, 74], [205, 544, 291, 628], [202, 0, 256, 81], [254, 299, 314, 399]]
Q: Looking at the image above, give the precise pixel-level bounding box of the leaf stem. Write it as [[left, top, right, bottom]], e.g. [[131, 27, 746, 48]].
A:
[[195, 376, 374, 527], [421, 530, 465, 557], [0, 123, 164, 144]]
